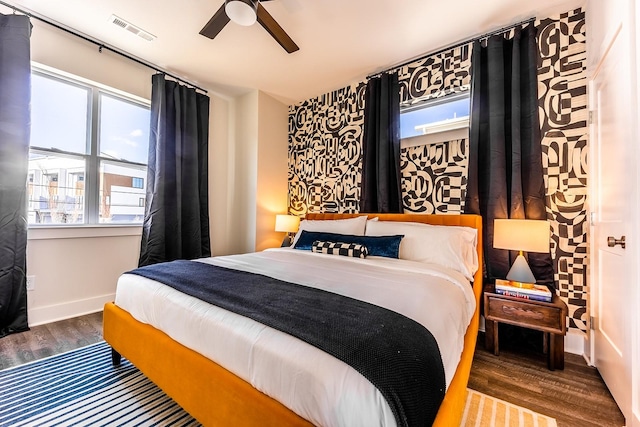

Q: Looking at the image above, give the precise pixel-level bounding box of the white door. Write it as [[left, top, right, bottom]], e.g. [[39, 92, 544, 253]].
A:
[[589, 9, 639, 426]]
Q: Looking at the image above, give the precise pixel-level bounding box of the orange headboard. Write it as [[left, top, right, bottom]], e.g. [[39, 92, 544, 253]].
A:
[[304, 213, 483, 302]]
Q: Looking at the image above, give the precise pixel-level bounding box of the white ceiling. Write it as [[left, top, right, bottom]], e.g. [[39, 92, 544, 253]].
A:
[[6, 0, 583, 104]]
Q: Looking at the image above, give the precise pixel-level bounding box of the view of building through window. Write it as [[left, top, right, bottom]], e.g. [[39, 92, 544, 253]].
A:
[[27, 70, 150, 225], [27, 153, 85, 224], [99, 162, 147, 223], [400, 92, 470, 139]]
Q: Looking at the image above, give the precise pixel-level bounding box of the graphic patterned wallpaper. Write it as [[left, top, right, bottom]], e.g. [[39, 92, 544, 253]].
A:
[[398, 44, 471, 105], [401, 139, 469, 214], [288, 8, 588, 333], [538, 9, 588, 331], [288, 84, 366, 215]]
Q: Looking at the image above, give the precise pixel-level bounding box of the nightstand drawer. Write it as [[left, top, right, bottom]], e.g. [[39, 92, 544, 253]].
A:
[[485, 297, 564, 334]]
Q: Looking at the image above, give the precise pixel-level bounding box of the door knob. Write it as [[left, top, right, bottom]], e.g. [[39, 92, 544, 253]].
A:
[[607, 236, 626, 249]]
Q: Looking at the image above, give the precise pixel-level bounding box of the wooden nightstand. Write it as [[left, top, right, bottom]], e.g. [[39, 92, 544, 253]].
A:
[[484, 282, 568, 370]]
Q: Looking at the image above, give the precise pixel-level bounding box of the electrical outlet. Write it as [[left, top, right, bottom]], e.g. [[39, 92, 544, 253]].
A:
[[26, 276, 35, 291]]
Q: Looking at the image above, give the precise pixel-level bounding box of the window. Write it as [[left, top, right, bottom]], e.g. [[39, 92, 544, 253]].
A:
[[400, 92, 470, 140], [99, 161, 147, 223], [28, 69, 150, 225], [131, 177, 144, 189]]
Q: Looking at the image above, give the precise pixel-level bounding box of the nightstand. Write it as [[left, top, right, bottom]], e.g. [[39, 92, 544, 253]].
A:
[[483, 282, 568, 370]]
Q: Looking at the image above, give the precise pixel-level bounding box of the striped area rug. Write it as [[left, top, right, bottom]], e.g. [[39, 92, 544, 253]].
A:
[[462, 389, 558, 427], [0, 342, 199, 427], [0, 341, 557, 427]]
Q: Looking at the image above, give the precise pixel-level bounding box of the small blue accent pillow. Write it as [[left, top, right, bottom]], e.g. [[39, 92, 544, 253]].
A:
[[294, 231, 403, 258]]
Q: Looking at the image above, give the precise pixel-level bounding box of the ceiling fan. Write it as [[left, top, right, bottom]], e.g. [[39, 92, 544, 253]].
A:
[[200, 0, 300, 53]]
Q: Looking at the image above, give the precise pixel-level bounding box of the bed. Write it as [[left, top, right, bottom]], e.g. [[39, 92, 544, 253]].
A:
[[103, 213, 483, 426]]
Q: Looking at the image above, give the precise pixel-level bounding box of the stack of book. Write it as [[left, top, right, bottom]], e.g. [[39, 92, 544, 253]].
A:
[[494, 279, 553, 302]]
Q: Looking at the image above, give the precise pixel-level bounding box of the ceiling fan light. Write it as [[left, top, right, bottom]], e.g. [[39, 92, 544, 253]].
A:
[[225, 0, 258, 26]]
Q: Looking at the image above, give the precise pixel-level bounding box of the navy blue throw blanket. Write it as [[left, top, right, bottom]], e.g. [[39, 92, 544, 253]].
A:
[[127, 260, 446, 426]]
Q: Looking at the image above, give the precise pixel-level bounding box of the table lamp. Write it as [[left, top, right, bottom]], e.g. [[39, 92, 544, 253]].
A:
[[275, 214, 300, 247], [493, 219, 550, 285]]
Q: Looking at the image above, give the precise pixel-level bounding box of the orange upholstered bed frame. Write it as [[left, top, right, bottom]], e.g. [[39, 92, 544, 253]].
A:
[[103, 213, 483, 426]]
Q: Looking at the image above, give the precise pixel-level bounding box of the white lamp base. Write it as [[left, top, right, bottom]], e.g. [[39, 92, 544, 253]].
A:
[[506, 253, 536, 284]]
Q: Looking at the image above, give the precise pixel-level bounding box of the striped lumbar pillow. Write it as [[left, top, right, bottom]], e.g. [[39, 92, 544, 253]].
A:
[[311, 240, 368, 258]]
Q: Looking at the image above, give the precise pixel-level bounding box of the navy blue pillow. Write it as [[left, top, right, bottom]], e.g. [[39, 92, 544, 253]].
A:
[[294, 231, 403, 258]]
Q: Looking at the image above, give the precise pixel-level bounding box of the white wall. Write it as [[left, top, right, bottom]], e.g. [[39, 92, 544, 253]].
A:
[[208, 94, 237, 256], [256, 92, 289, 251], [26, 228, 142, 326], [230, 91, 259, 254], [25, 19, 239, 325], [227, 90, 290, 254], [31, 21, 150, 100]]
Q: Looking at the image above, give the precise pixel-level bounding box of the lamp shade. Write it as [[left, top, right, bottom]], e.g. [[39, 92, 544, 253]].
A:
[[493, 219, 550, 253], [225, 0, 257, 26], [275, 215, 300, 233]]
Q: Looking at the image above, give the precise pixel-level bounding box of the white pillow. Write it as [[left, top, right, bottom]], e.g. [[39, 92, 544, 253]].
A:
[[292, 216, 368, 247], [365, 217, 378, 232], [365, 220, 478, 280]]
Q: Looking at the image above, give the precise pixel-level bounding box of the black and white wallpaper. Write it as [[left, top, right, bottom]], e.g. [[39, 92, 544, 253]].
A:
[[288, 8, 587, 333], [538, 9, 588, 331], [288, 83, 366, 215], [397, 44, 471, 106], [401, 139, 469, 214]]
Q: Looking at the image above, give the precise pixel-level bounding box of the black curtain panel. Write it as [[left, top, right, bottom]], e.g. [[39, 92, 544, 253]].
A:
[[139, 74, 211, 267], [0, 14, 31, 338], [360, 72, 403, 213], [465, 25, 554, 287]]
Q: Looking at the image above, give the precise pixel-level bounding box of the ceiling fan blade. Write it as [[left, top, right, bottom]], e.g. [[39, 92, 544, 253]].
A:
[[199, 3, 230, 39], [256, 3, 299, 53]]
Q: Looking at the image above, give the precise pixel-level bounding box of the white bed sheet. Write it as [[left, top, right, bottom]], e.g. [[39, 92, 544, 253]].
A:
[[115, 248, 476, 427]]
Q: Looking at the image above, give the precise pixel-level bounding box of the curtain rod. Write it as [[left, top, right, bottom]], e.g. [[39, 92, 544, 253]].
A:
[[367, 17, 536, 79], [0, 0, 207, 93]]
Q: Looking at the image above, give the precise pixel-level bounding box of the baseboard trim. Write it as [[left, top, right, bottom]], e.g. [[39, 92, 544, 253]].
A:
[[565, 330, 586, 356], [28, 293, 115, 327]]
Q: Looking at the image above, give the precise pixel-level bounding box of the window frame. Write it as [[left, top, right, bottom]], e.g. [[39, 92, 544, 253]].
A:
[[28, 67, 150, 228]]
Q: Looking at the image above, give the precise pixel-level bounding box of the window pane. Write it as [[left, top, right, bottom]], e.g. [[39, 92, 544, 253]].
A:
[[99, 94, 150, 164], [99, 161, 146, 223], [27, 152, 85, 224], [400, 95, 470, 139], [31, 74, 89, 153]]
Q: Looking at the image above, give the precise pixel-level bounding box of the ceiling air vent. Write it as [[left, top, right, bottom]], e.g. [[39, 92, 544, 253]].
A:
[[108, 15, 156, 42]]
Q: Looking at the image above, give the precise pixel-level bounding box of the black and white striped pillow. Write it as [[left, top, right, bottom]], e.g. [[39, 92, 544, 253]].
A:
[[311, 240, 368, 258]]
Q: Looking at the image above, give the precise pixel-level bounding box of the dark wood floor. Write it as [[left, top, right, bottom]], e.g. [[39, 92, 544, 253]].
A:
[[0, 312, 103, 369], [0, 313, 625, 426], [469, 333, 625, 427]]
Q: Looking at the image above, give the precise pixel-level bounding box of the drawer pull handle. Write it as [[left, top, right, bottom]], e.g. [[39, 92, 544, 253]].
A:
[[501, 305, 544, 320]]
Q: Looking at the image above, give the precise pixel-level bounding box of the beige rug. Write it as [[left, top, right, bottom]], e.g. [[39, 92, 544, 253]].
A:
[[462, 389, 558, 427]]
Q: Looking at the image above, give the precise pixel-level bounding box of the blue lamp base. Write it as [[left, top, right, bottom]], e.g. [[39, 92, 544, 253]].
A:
[[505, 253, 536, 284]]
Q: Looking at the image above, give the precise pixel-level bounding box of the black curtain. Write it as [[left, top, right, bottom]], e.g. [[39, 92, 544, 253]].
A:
[[360, 72, 403, 213], [465, 25, 554, 287], [139, 74, 211, 267], [0, 14, 31, 338]]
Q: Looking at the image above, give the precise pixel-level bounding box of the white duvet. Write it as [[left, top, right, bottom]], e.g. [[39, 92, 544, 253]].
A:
[[115, 248, 476, 427]]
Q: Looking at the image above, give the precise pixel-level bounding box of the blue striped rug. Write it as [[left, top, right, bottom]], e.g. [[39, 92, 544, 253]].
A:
[[0, 341, 200, 427]]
